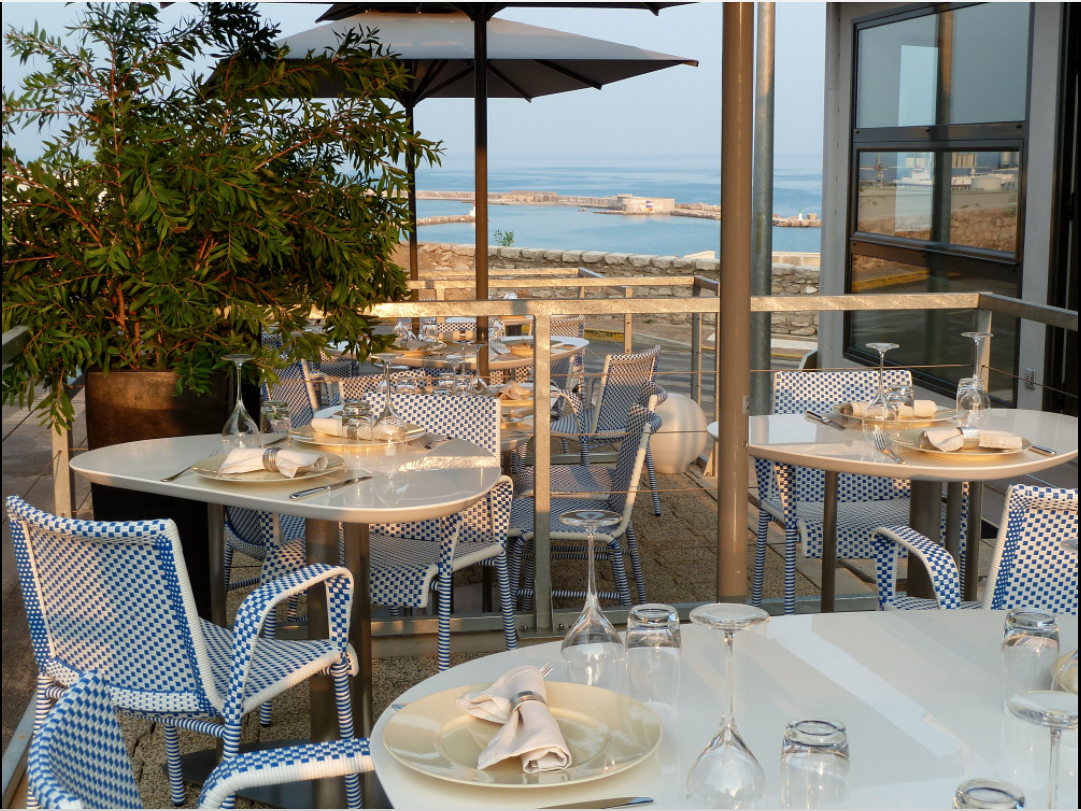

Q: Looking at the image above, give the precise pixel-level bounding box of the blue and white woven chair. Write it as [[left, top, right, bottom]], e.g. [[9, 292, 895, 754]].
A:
[[549, 315, 587, 392], [261, 392, 517, 671], [753, 369, 967, 615], [550, 345, 663, 517], [7, 496, 361, 809], [510, 403, 661, 608], [873, 485, 1078, 612], [27, 670, 375, 810]]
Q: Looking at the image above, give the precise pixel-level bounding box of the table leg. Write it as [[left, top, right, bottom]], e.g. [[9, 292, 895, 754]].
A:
[[207, 504, 226, 628], [944, 482, 964, 567], [964, 482, 983, 602], [821, 471, 838, 613], [907, 481, 943, 599]]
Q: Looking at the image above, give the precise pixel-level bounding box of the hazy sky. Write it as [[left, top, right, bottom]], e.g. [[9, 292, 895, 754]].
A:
[[2, 1, 826, 166]]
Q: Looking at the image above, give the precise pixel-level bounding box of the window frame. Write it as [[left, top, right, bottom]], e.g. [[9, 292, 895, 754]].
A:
[[843, 2, 1036, 402]]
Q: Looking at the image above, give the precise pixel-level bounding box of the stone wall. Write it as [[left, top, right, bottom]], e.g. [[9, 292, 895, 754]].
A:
[[392, 241, 821, 337]]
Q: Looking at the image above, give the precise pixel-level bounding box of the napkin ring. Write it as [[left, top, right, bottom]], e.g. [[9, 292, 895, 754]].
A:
[[262, 447, 281, 472], [958, 425, 981, 449], [508, 690, 546, 714]]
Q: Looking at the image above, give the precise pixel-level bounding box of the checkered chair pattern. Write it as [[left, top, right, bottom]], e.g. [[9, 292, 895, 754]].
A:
[[754, 369, 967, 615], [7, 496, 361, 809], [260, 393, 516, 671], [27, 671, 376, 810], [551, 346, 663, 517], [550, 315, 586, 392], [873, 485, 1078, 613], [333, 369, 431, 406], [510, 404, 661, 608]]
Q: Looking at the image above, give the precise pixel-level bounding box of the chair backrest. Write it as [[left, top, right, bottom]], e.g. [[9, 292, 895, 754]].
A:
[[27, 671, 143, 810], [983, 485, 1078, 613], [593, 345, 661, 433], [336, 370, 427, 406], [428, 319, 506, 342], [604, 401, 661, 526], [551, 316, 586, 389], [360, 392, 501, 455], [773, 368, 913, 414], [6, 496, 220, 716], [260, 331, 319, 427]]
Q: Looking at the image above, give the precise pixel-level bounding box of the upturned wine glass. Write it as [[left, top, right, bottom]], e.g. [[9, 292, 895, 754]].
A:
[[221, 353, 260, 451], [560, 508, 625, 691], [686, 603, 770, 809], [864, 342, 900, 421], [371, 352, 407, 442], [1007, 690, 1078, 808], [465, 340, 494, 397]]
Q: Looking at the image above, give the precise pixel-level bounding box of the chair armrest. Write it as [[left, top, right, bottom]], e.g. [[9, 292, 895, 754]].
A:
[[198, 739, 373, 809], [223, 564, 354, 722], [872, 526, 962, 610]]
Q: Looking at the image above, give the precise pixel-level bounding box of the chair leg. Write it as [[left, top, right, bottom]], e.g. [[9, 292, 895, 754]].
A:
[[27, 674, 57, 810], [162, 724, 186, 807], [608, 537, 633, 606], [258, 607, 276, 727], [388, 606, 401, 618], [580, 436, 591, 466], [286, 594, 300, 622], [645, 447, 662, 516], [561, 438, 570, 454], [332, 663, 363, 810], [751, 507, 770, 608], [625, 524, 647, 605], [506, 537, 524, 608], [438, 571, 453, 672], [783, 522, 798, 616], [495, 552, 518, 651], [522, 542, 536, 612], [223, 543, 234, 590]]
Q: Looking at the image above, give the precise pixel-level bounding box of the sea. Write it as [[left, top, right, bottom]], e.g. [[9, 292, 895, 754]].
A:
[[413, 155, 823, 257]]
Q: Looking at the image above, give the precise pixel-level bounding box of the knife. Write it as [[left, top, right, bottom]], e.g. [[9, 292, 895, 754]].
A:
[[1031, 444, 1057, 457], [540, 799, 653, 810], [289, 475, 371, 500], [805, 410, 846, 430]]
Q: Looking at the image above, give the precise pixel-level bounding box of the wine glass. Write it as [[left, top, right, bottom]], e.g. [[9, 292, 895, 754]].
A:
[[371, 352, 407, 442], [957, 331, 993, 428], [221, 353, 260, 451], [465, 340, 494, 397], [419, 323, 438, 344], [393, 320, 415, 345], [560, 508, 626, 691], [953, 778, 1025, 809], [864, 342, 900, 421], [1007, 690, 1078, 809], [686, 603, 770, 809]]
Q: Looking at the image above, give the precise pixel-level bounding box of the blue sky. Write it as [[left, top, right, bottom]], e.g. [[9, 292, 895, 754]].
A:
[[2, 1, 826, 166]]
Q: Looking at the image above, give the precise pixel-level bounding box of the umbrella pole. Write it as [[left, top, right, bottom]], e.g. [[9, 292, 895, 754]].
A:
[[750, 2, 775, 416], [406, 97, 420, 334], [474, 12, 491, 380]]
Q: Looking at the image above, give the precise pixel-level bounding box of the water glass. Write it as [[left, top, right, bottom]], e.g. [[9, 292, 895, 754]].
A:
[[957, 377, 992, 428], [1001, 609, 1059, 707], [953, 778, 1025, 809], [780, 718, 850, 809], [887, 385, 915, 421], [626, 603, 681, 717], [260, 400, 290, 445], [419, 323, 438, 343]]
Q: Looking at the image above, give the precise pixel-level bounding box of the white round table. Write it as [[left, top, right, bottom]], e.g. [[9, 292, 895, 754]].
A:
[[386, 335, 589, 374], [372, 610, 1078, 809], [707, 409, 1078, 608]]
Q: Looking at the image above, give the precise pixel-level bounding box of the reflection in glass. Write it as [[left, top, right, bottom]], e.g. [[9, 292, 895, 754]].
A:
[[857, 152, 934, 238], [857, 14, 937, 129], [949, 3, 1030, 125], [948, 151, 1019, 253]]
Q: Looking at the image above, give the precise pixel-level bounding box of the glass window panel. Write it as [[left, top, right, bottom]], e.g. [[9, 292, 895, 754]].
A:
[[857, 15, 938, 129], [849, 254, 1018, 402], [856, 152, 934, 239], [947, 151, 1020, 253], [948, 3, 1030, 125]]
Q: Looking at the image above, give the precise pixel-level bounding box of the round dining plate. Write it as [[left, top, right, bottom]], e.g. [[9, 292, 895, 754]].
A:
[[289, 424, 426, 447], [191, 452, 344, 483], [830, 405, 957, 425], [392, 340, 447, 358], [892, 428, 1032, 458], [382, 681, 663, 788]]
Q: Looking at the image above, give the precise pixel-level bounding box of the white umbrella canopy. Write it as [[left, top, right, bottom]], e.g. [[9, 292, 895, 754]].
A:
[[276, 12, 697, 102]]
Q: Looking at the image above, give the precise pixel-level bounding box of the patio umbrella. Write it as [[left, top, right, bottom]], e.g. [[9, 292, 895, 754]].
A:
[[275, 9, 696, 306]]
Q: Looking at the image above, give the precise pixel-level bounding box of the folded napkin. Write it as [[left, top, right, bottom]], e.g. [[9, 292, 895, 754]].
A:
[[841, 400, 937, 418], [220, 448, 327, 478], [456, 666, 571, 773], [402, 439, 499, 470], [497, 382, 533, 401], [395, 338, 433, 352], [920, 427, 1023, 452], [489, 341, 511, 360], [311, 415, 406, 442]]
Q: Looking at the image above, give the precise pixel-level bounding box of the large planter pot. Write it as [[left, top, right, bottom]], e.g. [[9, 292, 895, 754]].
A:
[[85, 370, 233, 619]]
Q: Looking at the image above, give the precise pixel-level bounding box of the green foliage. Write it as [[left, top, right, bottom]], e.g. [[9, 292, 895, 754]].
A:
[[2, 2, 439, 428], [493, 229, 514, 247]]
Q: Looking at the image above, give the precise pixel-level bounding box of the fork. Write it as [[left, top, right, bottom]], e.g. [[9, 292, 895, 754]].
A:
[[391, 662, 553, 712], [873, 429, 906, 465]]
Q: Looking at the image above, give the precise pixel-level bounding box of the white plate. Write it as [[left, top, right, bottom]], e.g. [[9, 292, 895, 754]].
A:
[[192, 452, 344, 483], [382, 681, 662, 788], [289, 424, 426, 447], [892, 428, 1032, 458], [830, 405, 958, 426], [392, 340, 447, 358]]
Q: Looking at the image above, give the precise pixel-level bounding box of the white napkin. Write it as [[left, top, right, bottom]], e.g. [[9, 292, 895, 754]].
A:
[[497, 381, 532, 401], [841, 400, 937, 418], [489, 341, 511, 360], [920, 427, 1023, 452], [456, 666, 571, 773], [395, 338, 428, 351], [402, 439, 499, 470], [311, 415, 406, 442], [220, 448, 327, 478]]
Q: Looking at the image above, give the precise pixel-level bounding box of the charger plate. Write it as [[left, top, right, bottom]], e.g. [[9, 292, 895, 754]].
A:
[[392, 340, 446, 358], [382, 681, 662, 788], [192, 452, 343, 483], [830, 404, 957, 426], [892, 428, 1032, 458], [289, 423, 426, 447]]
